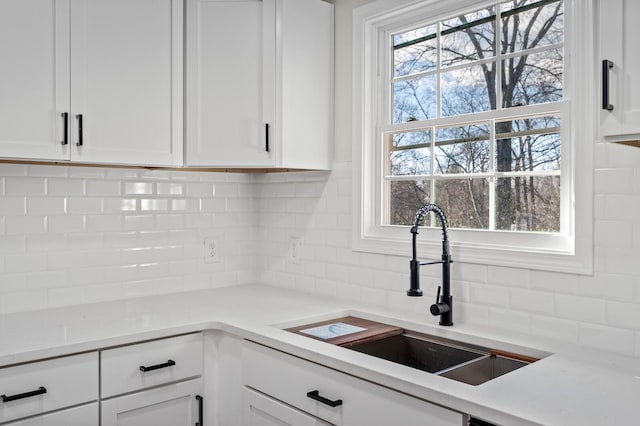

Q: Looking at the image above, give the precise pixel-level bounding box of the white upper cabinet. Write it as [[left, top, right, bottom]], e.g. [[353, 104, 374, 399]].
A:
[[0, 0, 70, 161], [0, 0, 183, 166], [598, 0, 640, 143], [185, 0, 334, 169], [70, 0, 183, 166]]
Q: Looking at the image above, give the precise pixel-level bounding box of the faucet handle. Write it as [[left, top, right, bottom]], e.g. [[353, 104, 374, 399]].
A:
[[430, 286, 450, 316]]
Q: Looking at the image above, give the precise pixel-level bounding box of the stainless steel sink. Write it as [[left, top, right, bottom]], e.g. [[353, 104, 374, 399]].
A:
[[347, 333, 485, 374], [346, 331, 532, 385], [439, 354, 529, 385]]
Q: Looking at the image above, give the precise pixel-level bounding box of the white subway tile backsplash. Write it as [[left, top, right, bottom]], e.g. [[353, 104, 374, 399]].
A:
[[48, 178, 84, 195], [186, 182, 214, 197], [509, 288, 555, 315], [5, 177, 46, 195], [86, 180, 121, 196], [5, 216, 46, 235], [0, 197, 26, 215], [124, 181, 153, 195], [555, 294, 606, 324], [67, 167, 106, 178], [578, 323, 635, 356], [0, 164, 28, 176], [48, 215, 85, 233], [157, 182, 184, 195], [0, 158, 639, 359], [0, 273, 27, 293], [67, 197, 104, 214], [27, 197, 65, 215], [606, 301, 640, 329], [27, 270, 68, 289], [0, 235, 26, 253], [5, 253, 47, 273], [530, 315, 579, 343]]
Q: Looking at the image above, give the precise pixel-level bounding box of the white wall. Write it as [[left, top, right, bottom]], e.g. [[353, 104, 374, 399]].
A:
[[0, 163, 259, 313], [256, 0, 640, 358]]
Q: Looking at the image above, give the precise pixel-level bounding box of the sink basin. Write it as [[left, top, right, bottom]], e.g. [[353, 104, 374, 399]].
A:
[[285, 316, 539, 386], [347, 333, 485, 374], [346, 331, 533, 385], [439, 354, 529, 385]]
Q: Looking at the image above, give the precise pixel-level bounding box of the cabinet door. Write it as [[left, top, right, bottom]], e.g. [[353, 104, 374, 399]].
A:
[[598, 0, 640, 139], [4, 403, 98, 426], [185, 0, 276, 167], [70, 0, 183, 166], [0, 0, 70, 161], [101, 379, 203, 426], [245, 388, 333, 426]]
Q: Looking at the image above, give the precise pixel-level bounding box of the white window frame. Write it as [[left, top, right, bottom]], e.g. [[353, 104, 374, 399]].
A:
[[352, 0, 595, 274]]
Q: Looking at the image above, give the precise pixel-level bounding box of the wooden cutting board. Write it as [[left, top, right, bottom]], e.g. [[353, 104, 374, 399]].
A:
[[285, 316, 403, 347]]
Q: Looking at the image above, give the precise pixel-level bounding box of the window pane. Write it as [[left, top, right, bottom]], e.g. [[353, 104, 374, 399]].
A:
[[388, 131, 431, 176], [441, 64, 494, 116], [502, 49, 563, 107], [393, 25, 437, 77], [495, 115, 561, 172], [495, 175, 560, 232], [434, 123, 490, 174], [501, 0, 564, 55], [441, 7, 495, 67], [388, 180, 431, 225], [434, 178, 490, 229], [393, 76, 437, 122]]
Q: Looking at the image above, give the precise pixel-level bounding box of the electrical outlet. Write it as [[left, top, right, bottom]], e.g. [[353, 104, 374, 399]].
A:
[[204, 237, 220, 263], [289, 237, 303, 264]]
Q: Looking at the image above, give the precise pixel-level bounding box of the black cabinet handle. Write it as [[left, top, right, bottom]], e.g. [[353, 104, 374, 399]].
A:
[[602, 59, 614, 111], [265, 123, 270, 152], [1, 386, 47, 403], [61, 112, 69, 145], [195, 394, 203, 426], [306, 390, 342, 407], [76, 114, 83, 146], [139, 359, 175, 372]]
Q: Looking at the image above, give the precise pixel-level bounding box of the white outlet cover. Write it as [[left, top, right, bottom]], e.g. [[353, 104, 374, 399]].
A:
[[289, 237, 303, 264], [204, 237, 220, 263]]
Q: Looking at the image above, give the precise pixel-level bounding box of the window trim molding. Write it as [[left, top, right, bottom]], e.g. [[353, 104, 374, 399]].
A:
[[352, 0, 595, 275]]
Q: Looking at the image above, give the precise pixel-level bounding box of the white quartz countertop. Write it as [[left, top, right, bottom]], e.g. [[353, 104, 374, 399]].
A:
[[0, 284, 638, 426]]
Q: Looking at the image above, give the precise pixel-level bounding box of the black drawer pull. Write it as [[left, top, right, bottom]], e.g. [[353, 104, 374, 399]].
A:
[[139, 359, 175, 372], [265, 123, 270, 152], [195, 394, 204, 426], [306, 390, 342, 407], [602, 59, 614, 111], [61, 112, 69, 145], [76, 114, 83, 146], [1, 386, 47, 403]]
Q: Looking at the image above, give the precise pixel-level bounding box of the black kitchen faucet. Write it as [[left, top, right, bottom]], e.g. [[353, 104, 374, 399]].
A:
[[407, 203, 453, 326]]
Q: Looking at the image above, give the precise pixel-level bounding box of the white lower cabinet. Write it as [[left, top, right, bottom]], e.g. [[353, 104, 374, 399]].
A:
[[3, 403, 97, 426], [101, 378, 203, 426], [100, 333, 204, 426], [246, 388, 332, 426], [0, 352, 98, 424], [243, 341, 464, 426]]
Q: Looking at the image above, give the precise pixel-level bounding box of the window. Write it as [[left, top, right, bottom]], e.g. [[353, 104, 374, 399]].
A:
[[353, 0, 594, 273]]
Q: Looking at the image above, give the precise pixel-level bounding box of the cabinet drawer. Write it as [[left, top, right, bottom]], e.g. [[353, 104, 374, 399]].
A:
[[0, 352, 98, 424], [3, 402, 97, 426], [243, 341, 345, 425], [243, 341, 464, 426], [101, 333, 203, 398]]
